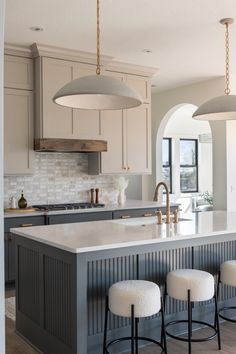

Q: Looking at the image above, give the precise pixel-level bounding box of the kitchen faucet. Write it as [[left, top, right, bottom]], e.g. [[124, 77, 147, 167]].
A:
[[153, 181, 171, 224]]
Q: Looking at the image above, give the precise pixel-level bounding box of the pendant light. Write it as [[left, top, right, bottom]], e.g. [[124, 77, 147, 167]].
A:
[[53, 0, 142, 110], [193, 18, 236, 121]]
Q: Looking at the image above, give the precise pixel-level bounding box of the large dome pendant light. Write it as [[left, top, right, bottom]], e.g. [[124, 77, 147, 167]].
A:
[[53, 0, 142, 110], [193, 18, 236, 121]]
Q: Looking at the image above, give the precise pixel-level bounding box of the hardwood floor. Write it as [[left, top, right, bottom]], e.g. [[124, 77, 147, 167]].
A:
[[5, 318, 236, 354]]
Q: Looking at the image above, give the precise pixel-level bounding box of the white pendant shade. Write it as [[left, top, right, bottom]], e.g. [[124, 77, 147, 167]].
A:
[[53, 75, 142, 110], [192, 95, 236, 120]]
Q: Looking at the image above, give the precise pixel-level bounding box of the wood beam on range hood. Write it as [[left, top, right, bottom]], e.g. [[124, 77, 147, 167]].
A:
[[34, 138, 107, 153]]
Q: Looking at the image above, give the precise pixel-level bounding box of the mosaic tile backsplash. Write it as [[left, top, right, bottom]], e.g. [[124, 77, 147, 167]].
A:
[[4, 153, 121, 208]]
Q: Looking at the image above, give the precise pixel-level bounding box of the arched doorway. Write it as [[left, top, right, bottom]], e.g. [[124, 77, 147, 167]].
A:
[[156, 104, 212, 213]]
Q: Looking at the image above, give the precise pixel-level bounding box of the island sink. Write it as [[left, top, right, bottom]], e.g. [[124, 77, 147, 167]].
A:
[[112, 216, 192, 226]]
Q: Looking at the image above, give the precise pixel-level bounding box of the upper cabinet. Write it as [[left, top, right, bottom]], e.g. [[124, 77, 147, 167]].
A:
[[4, 55, 33, 90], [4, 54, 34, 175], [33, 44, 155, 175], [35, 57, 101, 140]]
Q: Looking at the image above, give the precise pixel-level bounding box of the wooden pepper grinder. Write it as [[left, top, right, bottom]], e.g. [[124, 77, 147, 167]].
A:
[[90, 188, 95, 204], [95, 188, 99, 204]]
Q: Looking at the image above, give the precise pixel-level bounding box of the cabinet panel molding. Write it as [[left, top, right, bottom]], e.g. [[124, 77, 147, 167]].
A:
[[4, 88, 34, 175], [4, 55, 33, 90]]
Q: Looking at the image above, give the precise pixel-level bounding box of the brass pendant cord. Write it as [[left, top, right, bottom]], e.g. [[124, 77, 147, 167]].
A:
[[96, 0, 101, 75], [225, 21, 230, 95]]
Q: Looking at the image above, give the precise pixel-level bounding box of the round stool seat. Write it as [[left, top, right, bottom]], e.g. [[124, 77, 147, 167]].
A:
[[167, 269, 214, 302], [221, 260, 236, 286], [108, 280, 161, 318]]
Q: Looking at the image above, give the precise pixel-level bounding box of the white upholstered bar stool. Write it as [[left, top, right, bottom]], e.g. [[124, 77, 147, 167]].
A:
[[218, 260, 236, 322], [165, 269, 221, 354], [103, 280, 166, 354]]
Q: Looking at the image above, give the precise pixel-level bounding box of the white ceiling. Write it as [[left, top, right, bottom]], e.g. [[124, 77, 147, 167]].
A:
[[4, 0, 236, 92]]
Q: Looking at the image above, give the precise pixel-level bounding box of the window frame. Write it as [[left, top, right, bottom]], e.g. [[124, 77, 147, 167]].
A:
[[180, 138, 198, 193], [162, 137, 172, 193]]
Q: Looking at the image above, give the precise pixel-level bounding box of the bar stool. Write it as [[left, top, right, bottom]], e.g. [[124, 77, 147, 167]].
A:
[[218, 260, 236, 322], [103, 280, 166, 354], [165, 269, 221, 354]]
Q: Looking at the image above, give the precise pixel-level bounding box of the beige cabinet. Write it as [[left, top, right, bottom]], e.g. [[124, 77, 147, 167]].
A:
[[4, 55, 33, 90], [35, 57, 101, 139], [4, 89, 34, 175], [88, 71, 151, 175], [126, 74, 150, 103], [125, 104, 151, 174], [100, 110, 124, 173], [89, 104, 151, 175]]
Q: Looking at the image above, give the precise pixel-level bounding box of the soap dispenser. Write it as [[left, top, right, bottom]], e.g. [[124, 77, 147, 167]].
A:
[[18, 191, 27, 209]]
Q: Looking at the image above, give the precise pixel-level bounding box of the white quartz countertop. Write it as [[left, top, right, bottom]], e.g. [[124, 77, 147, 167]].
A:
[[11, 211, 236, 254], [4, 200, 178, 218]]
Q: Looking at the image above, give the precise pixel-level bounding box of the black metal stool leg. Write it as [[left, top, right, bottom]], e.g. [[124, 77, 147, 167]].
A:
[[135, 318, 139, 354], [187, 289, 192, 354], [131, 304, 135, 354], [161, 297, 167, 354], [214, 292, 222, 350], [103, 296, 109, 354]]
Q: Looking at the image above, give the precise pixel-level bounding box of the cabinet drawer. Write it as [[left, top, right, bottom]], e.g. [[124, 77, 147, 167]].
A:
[[112, 208, 157, 219], [48, 211, 113, 225], [4, 216, 46, 232]]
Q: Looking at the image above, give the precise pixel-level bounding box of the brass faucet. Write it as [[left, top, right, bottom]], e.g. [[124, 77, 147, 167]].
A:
[[153, 182, 171, 224]]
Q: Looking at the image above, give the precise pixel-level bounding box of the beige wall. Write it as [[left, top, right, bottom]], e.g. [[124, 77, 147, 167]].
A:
[[143, 77, 230, 210]]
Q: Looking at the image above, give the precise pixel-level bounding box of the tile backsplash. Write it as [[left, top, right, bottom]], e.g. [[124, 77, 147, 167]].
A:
[[4, 153, 120, 208]]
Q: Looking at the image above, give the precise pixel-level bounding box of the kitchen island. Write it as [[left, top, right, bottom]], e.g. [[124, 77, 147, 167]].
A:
[[11, 211, 236, 354]]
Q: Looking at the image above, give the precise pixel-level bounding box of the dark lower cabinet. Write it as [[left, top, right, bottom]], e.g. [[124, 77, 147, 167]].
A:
[[4, 206, 178, 283], [48, 211, 113, 225], [4, 216, 46, 283]]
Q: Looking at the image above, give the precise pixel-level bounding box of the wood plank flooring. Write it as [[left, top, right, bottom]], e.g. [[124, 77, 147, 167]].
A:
[[5, 318, 236, 354]]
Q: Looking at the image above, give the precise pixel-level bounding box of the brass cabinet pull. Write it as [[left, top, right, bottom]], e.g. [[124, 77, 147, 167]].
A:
[[120, 215, 131, 219], [143, 213, 153, 217], [20, 223, 33, 227], [127, 166, 131, 171]]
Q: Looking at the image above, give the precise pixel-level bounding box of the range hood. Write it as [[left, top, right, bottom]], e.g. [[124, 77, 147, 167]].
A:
[[34, 138, 107, 153]]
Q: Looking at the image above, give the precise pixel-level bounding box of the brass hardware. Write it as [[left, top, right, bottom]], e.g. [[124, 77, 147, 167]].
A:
[[90, 188, 95, 203], [173, 209, 179, 224], [153, 182, 171, 224], [143, 213, 153, 217], [156, 210, 163, 224], [122, 166, 127, 170], [120, 215, 131, 219], [20, 223, 33, 227], [127, 166, 131, 171], [220, 18, 234, 95], [96, 0, 101, 75]]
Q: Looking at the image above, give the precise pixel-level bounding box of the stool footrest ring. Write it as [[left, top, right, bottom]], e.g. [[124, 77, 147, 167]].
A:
[[105, 335, 165, 354], [219, 306, 236, 323], [166, 319, 217, 343]]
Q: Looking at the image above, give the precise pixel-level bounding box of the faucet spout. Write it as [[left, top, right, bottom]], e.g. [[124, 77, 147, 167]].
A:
[[153, 182, 170, 224]]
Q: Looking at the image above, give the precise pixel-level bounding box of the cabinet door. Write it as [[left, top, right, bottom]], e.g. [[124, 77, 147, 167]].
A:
[[4, 55, 33, 90], [126, 74, 150, 103], [72, 64, 101, 139], [42, 57, 74, 138], [8, 233, 15, 282], [100, 109, 125, 173], [4, 88, 34, 175], [125, 104, 151, 174], [4, 233, 8, 282]]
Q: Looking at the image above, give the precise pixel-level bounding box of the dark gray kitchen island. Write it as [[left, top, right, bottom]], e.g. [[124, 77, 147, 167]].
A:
[[11, 211, 236, 354]]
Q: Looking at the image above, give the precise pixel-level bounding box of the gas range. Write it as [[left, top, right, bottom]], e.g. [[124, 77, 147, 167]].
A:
[[33, 202, 105, 212]]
